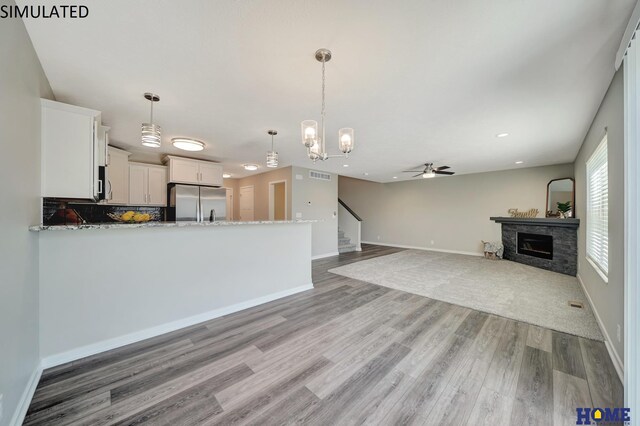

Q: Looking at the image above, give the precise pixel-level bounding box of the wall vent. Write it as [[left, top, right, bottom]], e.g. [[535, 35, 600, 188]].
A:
[[309, 170, 331, 181]]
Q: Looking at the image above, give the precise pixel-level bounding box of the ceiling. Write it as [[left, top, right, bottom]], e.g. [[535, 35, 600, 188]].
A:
[[19, 0, 634, 182]]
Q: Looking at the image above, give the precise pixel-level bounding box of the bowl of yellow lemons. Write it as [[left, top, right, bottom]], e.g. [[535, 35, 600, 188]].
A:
[[108, 211, 152, 223]]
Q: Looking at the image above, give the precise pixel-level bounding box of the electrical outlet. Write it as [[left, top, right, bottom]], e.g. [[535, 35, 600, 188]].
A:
[[377, 235, 381, 241], [617, 324, 621, 342], [430, 240, 435, 245], [296, 212, 302, 219]]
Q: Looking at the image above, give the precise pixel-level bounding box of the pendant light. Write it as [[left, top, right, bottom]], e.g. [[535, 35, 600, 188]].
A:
[[141, 92, 161, 148], [301, 49, 355, 162], [266, 130, 278, 168]]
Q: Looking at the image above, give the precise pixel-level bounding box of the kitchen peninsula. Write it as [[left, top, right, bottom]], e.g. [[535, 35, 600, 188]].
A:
[[32, 220, 313, 367]]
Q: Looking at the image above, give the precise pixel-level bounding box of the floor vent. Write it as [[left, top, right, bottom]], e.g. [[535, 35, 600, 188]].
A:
[[568, 301, 584, 309], [309, 170, 331, 181]]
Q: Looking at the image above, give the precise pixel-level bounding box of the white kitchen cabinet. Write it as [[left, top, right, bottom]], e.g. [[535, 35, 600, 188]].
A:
[[198, 162, 223, 186], [41, 99, 102, 199], [165, 156, 223, 186], [106, 147, 131, 204], [129, 163, 167, 206]]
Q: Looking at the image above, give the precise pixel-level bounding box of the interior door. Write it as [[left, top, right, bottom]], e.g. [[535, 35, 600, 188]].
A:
[[226, 188, 234, 220], [239, 185, 254, 221], [147, 166, 167, 206], [129, 164, 148, 205]]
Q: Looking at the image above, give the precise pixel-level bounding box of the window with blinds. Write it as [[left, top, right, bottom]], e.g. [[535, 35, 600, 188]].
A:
[[586, 134, 608, 278]]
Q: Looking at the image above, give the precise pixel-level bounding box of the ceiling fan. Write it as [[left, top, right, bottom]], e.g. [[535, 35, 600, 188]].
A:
[[402, 163, 455, 178]]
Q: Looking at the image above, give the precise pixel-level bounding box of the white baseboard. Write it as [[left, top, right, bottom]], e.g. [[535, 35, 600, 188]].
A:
[[40, 283, 313, 369], [577, 273, 624, 381], [312, 251, 340, 260], [10, 363, 43, 426], [361, 241, 483, 257]]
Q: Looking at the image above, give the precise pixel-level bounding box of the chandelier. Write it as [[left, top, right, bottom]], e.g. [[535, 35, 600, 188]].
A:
[[301, 49, 354, 162]]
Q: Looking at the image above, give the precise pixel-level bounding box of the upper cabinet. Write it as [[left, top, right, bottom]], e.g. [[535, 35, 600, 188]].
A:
[[41, 99, 103, 199], [106, 147, 131, 204], [164, 156, 223, 187], [129, 163, 167, 206]]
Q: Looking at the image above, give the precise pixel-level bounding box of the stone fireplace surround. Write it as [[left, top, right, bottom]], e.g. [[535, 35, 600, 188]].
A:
[[490, 217, 580, 276]]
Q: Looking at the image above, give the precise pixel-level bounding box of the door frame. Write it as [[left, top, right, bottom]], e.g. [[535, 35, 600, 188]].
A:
[[239, 185, 255, 221], [268, 180, 288, 221]]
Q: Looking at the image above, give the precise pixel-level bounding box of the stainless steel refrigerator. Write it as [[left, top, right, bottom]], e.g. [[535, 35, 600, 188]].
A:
[[168, 184, 227, 222]]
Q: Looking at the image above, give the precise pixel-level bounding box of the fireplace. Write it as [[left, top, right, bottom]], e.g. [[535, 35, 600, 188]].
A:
[[517, 232, 553, 260], [490, 217, 579, 276]]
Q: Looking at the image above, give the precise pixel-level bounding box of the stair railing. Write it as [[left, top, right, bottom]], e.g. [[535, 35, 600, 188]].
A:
[[338, 198, 362, 252]]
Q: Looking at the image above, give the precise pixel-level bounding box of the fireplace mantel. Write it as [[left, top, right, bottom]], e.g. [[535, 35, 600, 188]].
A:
[[490, 217, 580, 229]]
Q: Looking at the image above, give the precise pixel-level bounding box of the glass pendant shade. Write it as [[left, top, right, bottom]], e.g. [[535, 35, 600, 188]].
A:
[[338, 128, 354, 154], [267, 151, 278, 168], [423, 171, 435, 179], [308, 139, 322, 161], [301, 120, 318, 148], [141, 123, 161, 148]]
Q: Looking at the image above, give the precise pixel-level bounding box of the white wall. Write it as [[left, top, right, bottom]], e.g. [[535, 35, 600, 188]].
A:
[[0, 3, 53, 424], [38, 223, 312, 364], [291, 166, 338, 258], [339, 164, 574, 255], [574, 67, 625, 366]]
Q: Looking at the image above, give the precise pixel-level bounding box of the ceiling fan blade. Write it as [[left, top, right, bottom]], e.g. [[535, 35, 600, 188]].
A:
[[434, 166, 450, 171], [434, 171, 455, 175], [412, 173, 423, 178], [402, 170, 424, 173]]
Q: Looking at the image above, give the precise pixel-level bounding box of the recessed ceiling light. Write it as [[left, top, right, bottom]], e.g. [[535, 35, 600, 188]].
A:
[[172, 138, 205, 151], [343, 164, 349, 167], [363, 172, 369, 176], [515, 160, 524, 164], [496, 133, 509, 138], [222, 173, 231, 178], [392, 176, 398, 179], [243, 164, 259, 171]]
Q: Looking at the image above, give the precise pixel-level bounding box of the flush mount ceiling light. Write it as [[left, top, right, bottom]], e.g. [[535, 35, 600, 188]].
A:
[[343, 164, 349, 167], [141, 93, 161, 148], [496, 132, 510, 138], [222, 173, 231, 178], [243, 164, 259, 171], [301, 49, 355, 162], [515, 160, 524, 164], [266, 130, 278, 168], [172, 138, 205, 152]]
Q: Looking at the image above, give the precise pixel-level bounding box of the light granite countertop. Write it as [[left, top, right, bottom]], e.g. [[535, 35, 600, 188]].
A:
[[30, 220, 315, 232]]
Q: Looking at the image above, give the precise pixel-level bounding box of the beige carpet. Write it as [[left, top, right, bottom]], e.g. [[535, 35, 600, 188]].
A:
[[329, 249, 603, 340]]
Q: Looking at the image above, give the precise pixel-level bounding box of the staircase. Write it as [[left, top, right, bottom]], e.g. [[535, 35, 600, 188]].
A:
[[338, 229, 357, 253]]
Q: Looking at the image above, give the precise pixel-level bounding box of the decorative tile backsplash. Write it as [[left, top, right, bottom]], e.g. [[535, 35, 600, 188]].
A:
[[43, 198, 165, 225]]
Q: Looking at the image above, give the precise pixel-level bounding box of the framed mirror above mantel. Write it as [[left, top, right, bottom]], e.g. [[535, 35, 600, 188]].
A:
[[546, 177, 575, 218]]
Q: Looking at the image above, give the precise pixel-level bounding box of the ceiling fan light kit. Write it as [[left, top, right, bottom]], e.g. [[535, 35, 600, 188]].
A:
[[403, 163, 456, 178], [301, 48, 355, 162]]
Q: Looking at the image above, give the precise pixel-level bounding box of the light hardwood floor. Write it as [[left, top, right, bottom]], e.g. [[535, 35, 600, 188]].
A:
[[24, 244, 623, 425]]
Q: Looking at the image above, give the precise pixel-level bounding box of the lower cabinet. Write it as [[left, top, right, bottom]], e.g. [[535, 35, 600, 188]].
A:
[[129, 163, 167, 206]]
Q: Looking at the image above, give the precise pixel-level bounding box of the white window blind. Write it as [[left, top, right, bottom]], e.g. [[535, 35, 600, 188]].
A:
[[586, 134, 609, 277]]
